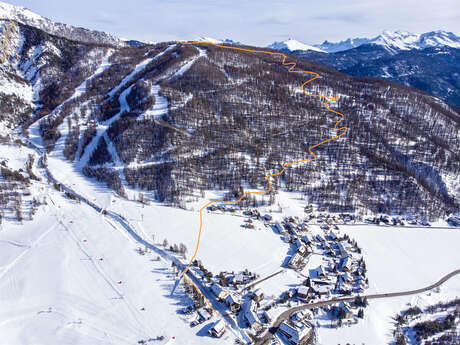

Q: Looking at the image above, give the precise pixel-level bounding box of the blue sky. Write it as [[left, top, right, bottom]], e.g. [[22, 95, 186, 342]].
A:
[[5, 0, 460, 45]]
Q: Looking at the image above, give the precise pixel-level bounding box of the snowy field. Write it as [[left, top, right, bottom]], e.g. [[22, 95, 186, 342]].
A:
[[341, 225, 460, 294], [1, 144, 459, 345], [317, 275, 460, 345], [0, 187, 238, 345], [317, 225, 460, 345]]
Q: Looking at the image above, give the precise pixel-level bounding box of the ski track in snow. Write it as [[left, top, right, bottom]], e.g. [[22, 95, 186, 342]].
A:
[[77, 44, 177, 171], [108, 44, 176, 98], [69, 44, 201, 196], [54, 215, 151, 336], [137, 84, 168, 120], [168, 47, 207, 81], [0, 223, 57, 281], [0, 240, 31, 249], [27, 50, 115, 147], [78, 85, 134, 168]]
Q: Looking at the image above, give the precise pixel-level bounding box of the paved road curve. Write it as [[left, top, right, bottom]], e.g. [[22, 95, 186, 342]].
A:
[[26, 141, 460, 345], [255, 268, 460, 345]]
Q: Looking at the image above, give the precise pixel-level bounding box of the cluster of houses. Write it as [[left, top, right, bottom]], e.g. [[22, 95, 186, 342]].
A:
[[365, 215, 434, 226], [278, 310, 314, 345], [184, 209, 371, 343], [304, 212, 355, 225], [206, 204, 455, 229], [210, 282, 267, 334], [292, 229, 368, 299]]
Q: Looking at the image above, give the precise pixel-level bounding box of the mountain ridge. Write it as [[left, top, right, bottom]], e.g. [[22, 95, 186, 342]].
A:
[[313, 30, 460, 53], [267, 38, 324, 52], [0, 1, 124, 47], [0, 3, 458, 219]]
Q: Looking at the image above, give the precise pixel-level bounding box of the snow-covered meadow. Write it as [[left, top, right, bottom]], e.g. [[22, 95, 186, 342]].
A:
[[1, 137, 459, 345]]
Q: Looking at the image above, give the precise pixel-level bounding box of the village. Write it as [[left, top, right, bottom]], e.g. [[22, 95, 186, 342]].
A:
[[177, 205, 372, 345]]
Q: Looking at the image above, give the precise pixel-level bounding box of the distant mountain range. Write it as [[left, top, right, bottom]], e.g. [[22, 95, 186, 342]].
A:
[[0, 2, 458, 217], [315, 30, 460, 53], [267, 31, 460, 108], [267, 38, 324, 53], [268, 30, 460, 54]]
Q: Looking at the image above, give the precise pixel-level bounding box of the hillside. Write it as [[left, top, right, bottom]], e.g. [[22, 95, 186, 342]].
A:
[[1, 4, 460, 345], [0, 20, 458, 220], [270, 31, 460, 108], [292, 45, 460, 108]]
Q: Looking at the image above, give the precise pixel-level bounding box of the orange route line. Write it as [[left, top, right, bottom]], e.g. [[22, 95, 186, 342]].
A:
[[179, 41, 348, 316]]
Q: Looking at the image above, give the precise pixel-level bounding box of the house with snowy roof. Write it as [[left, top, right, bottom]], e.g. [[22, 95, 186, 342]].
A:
[[309, 284, 331, 297], [273, 221, 286, 234], [316, 234, 325, 243], [290, 310, 312, 322], [333, 301, 353, 319], [233, 272, 245, 284], [211, 283, 228, 300], [296, 243, 308, 256], [336, 241, 348, 255], [339, 271, 353, 283], [278, 321, 313, 345], [252, 288, 264, 302], [328, 231, 338, 241], [297, 286, 309, 300], [208, 319, 226, 337], [340, 256, 352, 272], [225, 293, 241, 313], [243, 300, 263, 333], [336, 279, 353, 295], [288, 253, 304, 269], [301, 233, 313, 245]]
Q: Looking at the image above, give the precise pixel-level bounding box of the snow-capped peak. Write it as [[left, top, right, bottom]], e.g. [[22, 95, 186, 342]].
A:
[[267, 38, 324, 52], [315, 37, 372, 53], [197, 36, 222, 44], [314, 30, 460, 53], [0, 1, 124, 46], [195, 36, 240, 45], [0, 1, 42, 22]]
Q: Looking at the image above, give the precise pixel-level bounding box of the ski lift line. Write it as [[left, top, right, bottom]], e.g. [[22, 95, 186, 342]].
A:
[[179, 41, 348, 316]]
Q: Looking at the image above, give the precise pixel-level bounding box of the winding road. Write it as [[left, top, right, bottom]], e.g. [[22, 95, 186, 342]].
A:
[[254, 268, 460, 345], [180, 41, 348, 315], [26, 139, 460, 345], [19, 40, 460, 343]]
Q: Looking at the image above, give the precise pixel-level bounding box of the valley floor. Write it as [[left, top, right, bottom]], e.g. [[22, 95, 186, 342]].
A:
[[0, 146, 459, 345]]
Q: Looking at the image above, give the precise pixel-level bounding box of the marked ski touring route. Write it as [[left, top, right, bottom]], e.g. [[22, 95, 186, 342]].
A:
[[180, 41, 348, 315]]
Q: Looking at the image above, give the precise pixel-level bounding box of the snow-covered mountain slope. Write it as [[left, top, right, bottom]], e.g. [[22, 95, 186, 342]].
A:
[[315, 37, 372, 53], [315, 30, 460, 53], [1, 17, 458, 217], [196, 36, 240, 44], [0, 7, 460, 345], [267, 38, 324, 52], [0, 1, 124, 46], [293, 44, 460, 108]]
